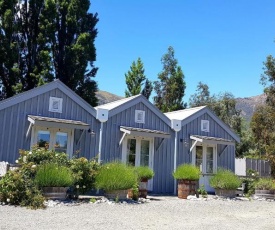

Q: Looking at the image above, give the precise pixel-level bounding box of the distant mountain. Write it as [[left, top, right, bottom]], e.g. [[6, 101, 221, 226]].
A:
[[95, 90, 265, 122], [96, 90, 123, 105], [236, 94, 266, 122]]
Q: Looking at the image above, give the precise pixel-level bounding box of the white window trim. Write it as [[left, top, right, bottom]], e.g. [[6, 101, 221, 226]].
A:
[[201, 120, 209, 132], [135, 110, 145, 124], [30, 126, 74, 158], [49, 97, 63, 113]]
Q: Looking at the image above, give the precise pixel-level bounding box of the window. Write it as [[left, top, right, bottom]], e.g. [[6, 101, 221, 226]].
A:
[[31, 126, 73, 157], [49, 97, 63, 113], [135, 110, 145, 123], [201, 120, 209, 132]]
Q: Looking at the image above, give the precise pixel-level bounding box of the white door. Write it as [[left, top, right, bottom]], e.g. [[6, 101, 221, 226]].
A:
[[122, 136, 154, 191], [192, 144, 217, 193]]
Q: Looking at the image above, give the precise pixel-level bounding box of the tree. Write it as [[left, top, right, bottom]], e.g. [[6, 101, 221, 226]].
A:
[[154, 46, 186, 112], [125, 57, 152, 99], [189, 82, 212, 107], [0, 0, 99, 106], [251, 105, 275, 176], [261, 55, 275, 107]]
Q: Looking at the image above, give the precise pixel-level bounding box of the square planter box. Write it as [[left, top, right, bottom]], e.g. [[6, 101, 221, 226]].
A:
[[215, 189, 236, 198]]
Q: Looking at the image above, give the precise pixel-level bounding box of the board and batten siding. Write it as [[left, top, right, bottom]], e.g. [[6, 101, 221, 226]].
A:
[[177, 112, 236, 172], [100, 101, 174, 194], [0, 88, 99, 163]]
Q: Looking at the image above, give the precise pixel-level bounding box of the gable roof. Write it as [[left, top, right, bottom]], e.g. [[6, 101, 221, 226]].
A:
[[96, 94, 171, 126], [165, 106, 240, 142], [0, 80, 96, 117]]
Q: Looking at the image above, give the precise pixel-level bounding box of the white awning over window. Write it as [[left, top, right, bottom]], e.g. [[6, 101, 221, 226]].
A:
[[28, 115, 90, 130], [190, 135, 235, 146], [120, 126, 171, 139]]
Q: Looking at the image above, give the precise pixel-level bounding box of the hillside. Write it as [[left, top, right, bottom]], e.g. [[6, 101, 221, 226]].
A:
[[235, 94, 266, 122], [96, 90, 266, 122], [96, 90, 123, 105]]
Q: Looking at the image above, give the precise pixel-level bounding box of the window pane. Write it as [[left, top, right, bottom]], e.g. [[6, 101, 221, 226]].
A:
[[55, 132, 68, 153], [127, 139, 136, 166], [140, 140, 150, 166], [37, 130, 50, 148], [206, 147, 214, 173], [195, 146, 203, 170]]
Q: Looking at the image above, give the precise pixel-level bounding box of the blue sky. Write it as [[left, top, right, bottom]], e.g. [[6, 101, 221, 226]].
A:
[[90, 1, 275, 103]]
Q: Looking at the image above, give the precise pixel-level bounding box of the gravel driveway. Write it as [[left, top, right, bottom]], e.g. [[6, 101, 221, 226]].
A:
[[0, 195, 275, 230]]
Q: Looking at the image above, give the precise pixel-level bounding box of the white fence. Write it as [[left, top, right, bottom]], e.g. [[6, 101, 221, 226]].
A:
[[235, 158, 271, 177]]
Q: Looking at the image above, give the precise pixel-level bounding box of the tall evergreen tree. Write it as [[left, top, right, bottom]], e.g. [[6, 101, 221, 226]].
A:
[[0, 0, 99, 106], [154, 46, 186, 112], [125, 57, 152, 99]]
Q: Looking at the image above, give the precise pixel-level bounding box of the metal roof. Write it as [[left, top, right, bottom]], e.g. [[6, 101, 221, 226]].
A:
[[120, 126, 171, 139], [28, 115, 90, 130], [190, 135, 235, 146], [164, 106, 206, 120], [96, 95, 140, 110]]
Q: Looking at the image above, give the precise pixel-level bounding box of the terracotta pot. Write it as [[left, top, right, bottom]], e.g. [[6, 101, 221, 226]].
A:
[[177, 179, 197, 199], [42, 187, 69, 200]]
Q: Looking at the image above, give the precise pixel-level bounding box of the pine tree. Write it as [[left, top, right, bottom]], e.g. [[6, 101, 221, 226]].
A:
[[125, 57, 152, 99]]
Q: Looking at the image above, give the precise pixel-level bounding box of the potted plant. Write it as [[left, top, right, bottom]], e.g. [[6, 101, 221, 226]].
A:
[[135, 166, 154, 198], [35, 163, 73, 200], [173, 164, 200, 199], [254, 178, 275, 199], [209, 168, 241, 198], [95, 162, 137, 200]]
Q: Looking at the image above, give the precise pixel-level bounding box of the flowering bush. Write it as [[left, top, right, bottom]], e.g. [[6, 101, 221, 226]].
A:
[[69, 157, 100, 196], [18, 146, 69, 166]]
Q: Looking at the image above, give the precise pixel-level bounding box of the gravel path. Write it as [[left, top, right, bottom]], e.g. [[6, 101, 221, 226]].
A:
[[0, 195, 275, 230]]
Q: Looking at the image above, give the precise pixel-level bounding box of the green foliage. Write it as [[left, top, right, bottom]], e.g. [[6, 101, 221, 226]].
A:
[[197, 185, 208, 198], [135, 166, 154, 180], [250, 105, 275, 176], [189, 82, 212, 107], [95, 162, 137, 191], [0, 170, 45, 209], [0, 0, 99, 106], [69, 157, 100, 195], [254, 178, 275, 190], [154, 46, 186, 112], [241, 177, 256, 196], [173, 164, 200, 180], [18, 147, 70, 166], [210, 168, 241, 190], [125, 57, 152, 99], [35, 163, 73, 187]]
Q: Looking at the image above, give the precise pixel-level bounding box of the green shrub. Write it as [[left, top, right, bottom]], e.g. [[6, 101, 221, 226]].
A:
[[95, 162, 137, 191], [135, 166, 154, 180], [35, 163, 73, 187], [18, 147, 69, 166], [210, 168, 241, 190], [254, 178, 275, 190], [0, 170, 45, 209], [173, 164, 200, 180], [69, 157, 100, 195]]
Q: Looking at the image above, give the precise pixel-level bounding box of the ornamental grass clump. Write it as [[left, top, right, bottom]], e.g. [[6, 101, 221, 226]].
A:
[[35, 163, 73, 187], [254, 178, 275, 190], [173, 164, 200, 180], [135, 166, 154, 180], [210, 168, 241, 190], [95, 162, 137, 191]]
